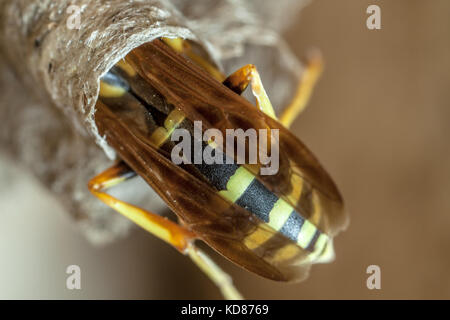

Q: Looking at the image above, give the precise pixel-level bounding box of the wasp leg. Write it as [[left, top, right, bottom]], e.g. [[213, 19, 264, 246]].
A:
[[88, 161, 243, 300], [161, 37, 225, 82], [279, 50, 323, 128], [88, 161, 194, 251], [187, 243, 243, 300], [223, 64, 277, 120]]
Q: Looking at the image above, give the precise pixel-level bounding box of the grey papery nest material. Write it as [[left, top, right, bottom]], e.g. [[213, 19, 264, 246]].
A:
[[0, 0, 309, 244]]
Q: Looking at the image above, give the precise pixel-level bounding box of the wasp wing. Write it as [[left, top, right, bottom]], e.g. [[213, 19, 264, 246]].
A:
[[125, 40, 349, 239], [95, 99, 314, 281]]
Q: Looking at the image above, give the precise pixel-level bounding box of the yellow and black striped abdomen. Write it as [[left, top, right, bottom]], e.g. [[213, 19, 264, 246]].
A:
[[194, 150, 330, 262]]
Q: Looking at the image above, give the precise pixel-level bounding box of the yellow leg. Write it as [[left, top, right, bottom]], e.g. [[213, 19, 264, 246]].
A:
[[279, 50, 324, 128], [187, 244, 243, 300], [161, 37, 226, 82], [88, 161, 242, 299], [223, 64, 277, 120]]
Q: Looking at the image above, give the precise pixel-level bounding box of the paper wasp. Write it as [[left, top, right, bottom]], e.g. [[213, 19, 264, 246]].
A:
[[89, 38, 348, 299]]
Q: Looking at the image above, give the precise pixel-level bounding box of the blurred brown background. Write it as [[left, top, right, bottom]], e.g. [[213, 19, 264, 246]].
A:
[[1, 0, 449, 299]]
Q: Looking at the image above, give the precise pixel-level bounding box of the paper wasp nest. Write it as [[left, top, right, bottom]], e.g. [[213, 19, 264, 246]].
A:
[[0, 0, 310, 244]]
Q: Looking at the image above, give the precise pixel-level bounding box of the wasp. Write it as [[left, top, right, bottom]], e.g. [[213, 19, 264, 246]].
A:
[[88, 38, 348, 299]]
